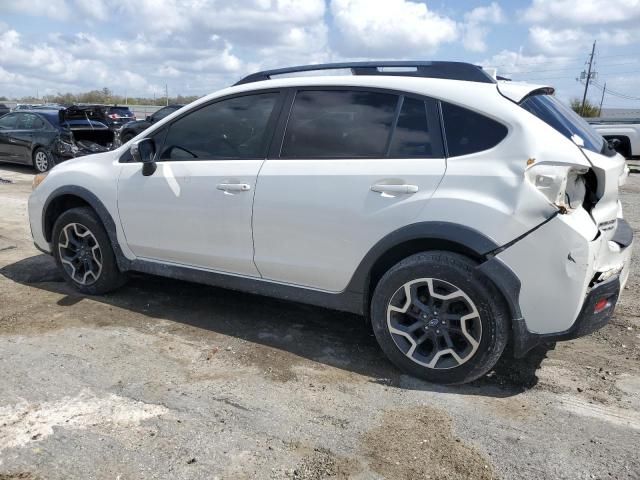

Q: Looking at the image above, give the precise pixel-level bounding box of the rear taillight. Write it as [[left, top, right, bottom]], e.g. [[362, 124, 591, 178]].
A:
[[594, 297, 611, 313], [108, 113, 119, 119], [526, 164, 588, 214]]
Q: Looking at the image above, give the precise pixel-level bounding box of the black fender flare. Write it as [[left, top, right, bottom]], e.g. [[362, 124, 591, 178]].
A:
[[344, 221, 523, 321], [42, 185, 130, 271]]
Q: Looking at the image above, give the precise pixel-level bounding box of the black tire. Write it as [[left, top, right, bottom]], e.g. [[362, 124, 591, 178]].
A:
[[121, 132, 135, 144], [52, 207, 127, 295], [32, 147, 54, 172], [370, 251, 509, 385]]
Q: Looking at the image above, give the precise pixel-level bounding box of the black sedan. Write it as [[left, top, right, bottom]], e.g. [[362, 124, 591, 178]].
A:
[[0, 104, 10, 116], [0, 109, 114, 172], [118, 104, 183, 144]]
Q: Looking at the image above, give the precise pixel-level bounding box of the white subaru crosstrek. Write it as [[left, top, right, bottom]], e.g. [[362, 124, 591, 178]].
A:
[[28, 62, 633, 384]]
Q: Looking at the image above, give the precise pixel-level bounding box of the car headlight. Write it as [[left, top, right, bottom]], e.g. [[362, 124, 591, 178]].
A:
[[32, 172, 48, 191], [526, 164, 588, 214]]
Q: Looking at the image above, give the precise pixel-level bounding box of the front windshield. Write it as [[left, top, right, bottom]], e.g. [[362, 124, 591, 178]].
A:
[[520, 94, 606, 155]]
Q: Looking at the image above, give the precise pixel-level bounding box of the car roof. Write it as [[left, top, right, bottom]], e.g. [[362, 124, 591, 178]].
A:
[[19, 109, 61, 124]]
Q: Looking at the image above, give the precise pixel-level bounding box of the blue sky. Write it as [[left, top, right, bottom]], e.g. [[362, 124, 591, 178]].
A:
[[1, 0, 639, 108]]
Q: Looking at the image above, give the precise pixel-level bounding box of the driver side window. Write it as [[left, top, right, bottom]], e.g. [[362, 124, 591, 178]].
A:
[[158, 92, 279, 161]]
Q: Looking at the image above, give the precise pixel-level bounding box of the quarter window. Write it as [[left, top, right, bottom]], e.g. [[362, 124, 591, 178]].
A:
[[281, 90, 398, 158], [17, 114, 45, 130], [441, 102, 507, 157], [159, 93, 279, 160]]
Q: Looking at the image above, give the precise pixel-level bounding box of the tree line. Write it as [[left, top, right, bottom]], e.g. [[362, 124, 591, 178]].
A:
[[0, 88, 202, 106]]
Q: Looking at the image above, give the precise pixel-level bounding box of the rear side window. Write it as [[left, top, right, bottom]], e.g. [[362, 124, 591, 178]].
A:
[[17, 114, 45, 130], [388, 97, 441, 157], [281, 90, 397, 158], [441, 102, 507, 157], [159, 92, 279, 160]]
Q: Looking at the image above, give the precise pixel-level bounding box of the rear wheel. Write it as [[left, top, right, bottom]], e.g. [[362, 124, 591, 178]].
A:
[[32, 148, 53, 172], [52, 207, 127, 295], [370, 251, 509, 384]]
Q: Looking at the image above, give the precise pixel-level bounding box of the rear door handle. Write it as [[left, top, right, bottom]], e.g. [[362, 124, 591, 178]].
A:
[[371, 184, 419, 194], [216, 183, 251, 192]]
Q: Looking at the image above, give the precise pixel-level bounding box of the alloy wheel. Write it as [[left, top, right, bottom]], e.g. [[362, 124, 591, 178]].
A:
[[58, 223, 103, 285], [386, 278, 482, 369], [34, 151, 49, 172]]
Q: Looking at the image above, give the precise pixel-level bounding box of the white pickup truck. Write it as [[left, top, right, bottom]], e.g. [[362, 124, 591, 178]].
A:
[[589, 118, 640, 158]]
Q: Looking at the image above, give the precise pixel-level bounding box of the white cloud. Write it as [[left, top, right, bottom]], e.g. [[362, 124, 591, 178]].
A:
[[0, 0, 71, 20], [522, 0, 640, 25], [462, 2, 504, 53], [528, 27, 589, 56], [330, 0, 458, 57], [481, 48, 574, 76], [73, 0, 109, 21], [465, 2, 504, 24]]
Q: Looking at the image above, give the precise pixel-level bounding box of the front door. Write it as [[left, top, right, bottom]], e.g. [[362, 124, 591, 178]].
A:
[[13, 113, 44, 163], [117, 91, 282, 276]]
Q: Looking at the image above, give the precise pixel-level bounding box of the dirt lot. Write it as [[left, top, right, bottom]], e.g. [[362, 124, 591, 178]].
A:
[[0, 165, 639, 480]]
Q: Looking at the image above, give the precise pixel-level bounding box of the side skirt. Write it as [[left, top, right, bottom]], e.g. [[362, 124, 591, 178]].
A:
[[128, 259, 365, 315]]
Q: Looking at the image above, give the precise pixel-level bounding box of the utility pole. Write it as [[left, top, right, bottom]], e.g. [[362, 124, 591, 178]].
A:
[[580, 40, 596, 116], [165, 84, 169, 106], [598, 82, 606, 117]]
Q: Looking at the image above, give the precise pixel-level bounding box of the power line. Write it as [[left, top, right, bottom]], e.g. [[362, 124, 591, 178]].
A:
[[589, 80, 640, 101], [503, 61, 639, 75], [491, 51, 640, 69]]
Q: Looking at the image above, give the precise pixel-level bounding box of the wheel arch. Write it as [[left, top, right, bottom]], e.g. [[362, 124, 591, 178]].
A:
[[345, 222, 522, 323], [42, 186, 129, 270]]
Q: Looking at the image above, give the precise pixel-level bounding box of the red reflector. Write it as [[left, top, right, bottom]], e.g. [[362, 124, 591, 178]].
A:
[[594, 298, 609, 313]]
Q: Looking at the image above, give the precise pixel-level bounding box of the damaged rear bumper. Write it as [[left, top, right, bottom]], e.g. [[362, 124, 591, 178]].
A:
[[511, 275, 621, 357], [492, 212, 633, 357]]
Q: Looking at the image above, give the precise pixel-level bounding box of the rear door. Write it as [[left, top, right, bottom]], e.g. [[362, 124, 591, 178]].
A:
[[13, 113, 44, 163], [252, 88, 447, 292], [117, 91, 282, 276]]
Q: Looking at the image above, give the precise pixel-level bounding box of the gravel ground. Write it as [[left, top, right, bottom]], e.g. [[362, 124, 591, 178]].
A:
[[0, 164, 639, 480]]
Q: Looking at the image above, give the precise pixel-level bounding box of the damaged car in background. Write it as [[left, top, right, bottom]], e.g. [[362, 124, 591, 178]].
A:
[[0, 107, 116, 172]]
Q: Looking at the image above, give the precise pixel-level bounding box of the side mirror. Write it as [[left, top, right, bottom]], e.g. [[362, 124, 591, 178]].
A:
[[130, 138, 157, 176], [145, 115, 152, 122]]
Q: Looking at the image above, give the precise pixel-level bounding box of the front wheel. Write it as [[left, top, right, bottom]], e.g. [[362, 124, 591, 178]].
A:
[[370, 251, 509, 385], [52, 207, 127, 295]]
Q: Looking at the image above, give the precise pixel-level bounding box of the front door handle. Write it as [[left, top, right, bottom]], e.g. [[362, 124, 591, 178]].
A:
[[371, 184, 419, 194], [216, 183, 251, 192]]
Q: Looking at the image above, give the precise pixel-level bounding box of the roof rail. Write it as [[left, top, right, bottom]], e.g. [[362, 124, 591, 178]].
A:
[[234, 61, 496, 86]]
